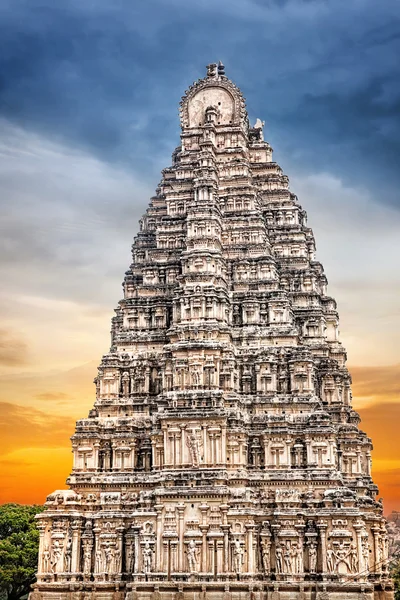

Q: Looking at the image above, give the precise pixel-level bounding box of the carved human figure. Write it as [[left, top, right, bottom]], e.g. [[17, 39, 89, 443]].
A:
[[232, 540, 243, 574], [335, 542, 351, 574], [275, 543, 283, 574], [261, 540, 270, 573], [83, 544, 92, 574], [125, 543, 135, 573], [142, 542, 153, 574], [95, 548, 102, 573], [64, 538, 72, 572], [362, 541, 370, 573], [42, 545, 51, 573], [104, 543, 113, 572], [186, 430, 202, 467], [349, 543, 358, 573], [187, 540, 199, 572], [283, 543, 292, 574], [114, 546, 122, 574], [309, 543, 317, 573], [51, 540, 62, 573], [294, 540, 303, 573], [326, 544, 335, 573]]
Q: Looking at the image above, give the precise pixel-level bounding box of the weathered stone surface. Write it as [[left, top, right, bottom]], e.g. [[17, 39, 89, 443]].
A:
[[30, 63, 393, 600]]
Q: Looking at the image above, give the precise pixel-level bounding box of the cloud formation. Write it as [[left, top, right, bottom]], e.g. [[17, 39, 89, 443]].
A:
[[0, 328, 29, 366], [0, 401, 75, 455]]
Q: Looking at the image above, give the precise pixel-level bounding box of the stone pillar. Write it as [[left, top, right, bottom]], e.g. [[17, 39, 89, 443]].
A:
[[354, 522, 364, 577], [222, 525, 230, 573], [71, 519, 82, 577], [372, 526, 381, 573], [177, 503, 186, 572], [318, 520, 328, 574], [37, 522, 47, 576], [155, 504, 164, 572], [133, 525, 141, 574], [246, 524, 255, 574]]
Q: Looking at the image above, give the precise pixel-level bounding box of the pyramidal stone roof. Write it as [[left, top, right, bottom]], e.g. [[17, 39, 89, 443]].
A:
[[31, 63, 393, 600]]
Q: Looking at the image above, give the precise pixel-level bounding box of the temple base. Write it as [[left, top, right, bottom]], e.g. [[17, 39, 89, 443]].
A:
[[30, 580, 395, 600]]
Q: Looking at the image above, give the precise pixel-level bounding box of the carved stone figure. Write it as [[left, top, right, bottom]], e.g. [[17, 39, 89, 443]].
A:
[[104, 543, 113, 572], [95, 548, 102, 573], [186, 540, 199, 572], [83, 544, 92, 574], [326, 544, 335, 573], [349, 543, 358, 573], [142, 542, 153, 574], [42, 545, 50, 573], [232, 540, 243, 574], [261, 540, 270, 573], [186, 430, 202, 467], [275, 544, 284, 574], [50, 540, 62, 573], [309, 542, 317, 573], [64, 539, 72, 572]]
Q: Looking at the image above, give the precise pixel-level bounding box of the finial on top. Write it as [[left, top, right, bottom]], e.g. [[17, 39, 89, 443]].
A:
[[218, 61, 225, 76], [206, 63, 218, 78]]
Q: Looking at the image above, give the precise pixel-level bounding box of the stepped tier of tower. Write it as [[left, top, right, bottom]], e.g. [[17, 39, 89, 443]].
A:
[[31, 63, 393, 600]]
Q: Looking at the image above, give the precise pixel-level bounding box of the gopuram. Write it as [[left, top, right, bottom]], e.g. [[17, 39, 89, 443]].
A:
[[31, 63, 393, 600]]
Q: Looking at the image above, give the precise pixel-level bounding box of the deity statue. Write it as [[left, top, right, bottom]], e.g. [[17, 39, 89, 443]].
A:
[[104, 543, 113, 572], [261, 540, 270, 573], [326, 544, 335, 573], [275, 543, 283, 574], [64, 538, 72, 572], [95, 548, 102, 573], [51, 540, 62, 573], [186, 429, 202, 467], [42, 545, 51, 573], [335, 542, 351, 574], [187, 539, 199, 572], [114, 546, 122, 573], [308, 542, 317, 573], [362, 540, 370, 573], [83, 544, 92, 574], [142, 542, 153, 574], [349, 543, 358, 573], [283, 543, 292, 574], [232, 540, 243, 574], [126, 542, 135, 573]]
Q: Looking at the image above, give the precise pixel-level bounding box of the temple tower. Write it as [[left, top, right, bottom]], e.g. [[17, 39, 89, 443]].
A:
[[31, 63, 393, 600]]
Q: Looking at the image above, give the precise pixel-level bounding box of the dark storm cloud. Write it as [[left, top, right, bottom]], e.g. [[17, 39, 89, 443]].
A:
[[0, 0, 399, 204]]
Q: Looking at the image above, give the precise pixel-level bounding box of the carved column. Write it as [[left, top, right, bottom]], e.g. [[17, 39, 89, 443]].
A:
[[71, 519, 83, 577], [246, 524, 256, 574], [37, 522, 47, 576], [354, 521, 364, 577], [155, 504, 164, 572], [133, 525, 141, 574], [317, 520, 328, 574], [176, 503, 186, 572]]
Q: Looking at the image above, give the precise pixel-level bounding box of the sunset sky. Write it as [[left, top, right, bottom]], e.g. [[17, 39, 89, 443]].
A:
[[0, 0, 399, 514]]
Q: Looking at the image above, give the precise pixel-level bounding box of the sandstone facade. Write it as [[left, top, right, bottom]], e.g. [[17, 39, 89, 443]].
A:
[[31, 63, 394, 600]]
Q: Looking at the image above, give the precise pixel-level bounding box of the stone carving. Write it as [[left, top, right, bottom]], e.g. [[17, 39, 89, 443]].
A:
[[232, 540, 244, 574], [186, 540, 199, 572], [275, 543, 283, 574], [308, 542, 317, 573], [142, 542, 153, 574], [50, 540, 62, 573], [30, 63, 391, 600], [64, 539, 72, 572], [186, 429, 203, 467], [42, 545, 50, 573], [83, 543, 92, 575], [260, 540, 270, 573]]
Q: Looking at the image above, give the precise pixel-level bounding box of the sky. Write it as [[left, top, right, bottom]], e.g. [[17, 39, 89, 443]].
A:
[[0, 0, 399, 513]]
